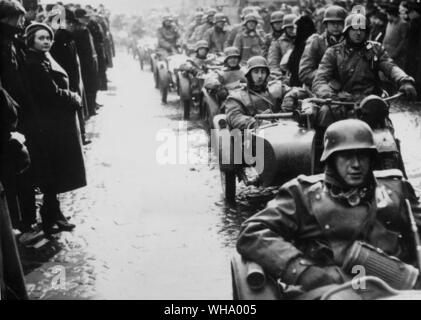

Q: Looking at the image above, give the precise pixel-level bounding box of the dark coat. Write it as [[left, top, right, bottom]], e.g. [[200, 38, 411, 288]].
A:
[[287, 16, 316, 87], [405, 17, 421, 99], [237, 170, 421, 287], [50, 29, 81, 93], [0, 181, 28, 300], [26, 50, 86, 194], [73, 22, 98, 94], [50, 29, 89, 122], [88, 18, 108, 90], [0, 23, 39, 139], [313, 40, 414, 99]]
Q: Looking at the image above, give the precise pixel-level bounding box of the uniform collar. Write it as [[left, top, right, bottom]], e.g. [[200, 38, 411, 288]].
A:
[[324, 165, 376, 207]]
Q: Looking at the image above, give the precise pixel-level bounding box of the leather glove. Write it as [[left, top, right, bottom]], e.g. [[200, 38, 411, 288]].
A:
[[297, 265, 345, 291], [336, 91, 354, 102], [216, 87, 228, 102], [399, 82, 417, 100], [301, 99, 317, 116], [319, 91, 334, 99]]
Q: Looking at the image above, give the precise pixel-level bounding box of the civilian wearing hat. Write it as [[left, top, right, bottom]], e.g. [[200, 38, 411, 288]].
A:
[[382, 2, 409, 68], [72, 9, 99, 117], [77, 8, 108, 91], [0, 0, 44, 239], [49, 9, 90, 145], [24, 22, 86, 235], [405, 0, 421, 99]]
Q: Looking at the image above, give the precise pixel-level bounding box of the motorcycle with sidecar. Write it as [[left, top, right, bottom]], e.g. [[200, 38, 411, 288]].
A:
[[177, 54, 225, 120], [230, 252, 421, 300], [151, 49, 188, 104], [212, 92, 407, 205]]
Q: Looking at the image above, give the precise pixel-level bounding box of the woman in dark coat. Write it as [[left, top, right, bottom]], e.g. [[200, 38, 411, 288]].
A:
[[24, 23, 87, 235], [287, 15, 316, 87]]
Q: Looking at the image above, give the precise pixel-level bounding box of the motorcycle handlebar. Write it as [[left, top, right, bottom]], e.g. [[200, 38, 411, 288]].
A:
[[255, 112, 294, 120], [306, 92, 404, 108]]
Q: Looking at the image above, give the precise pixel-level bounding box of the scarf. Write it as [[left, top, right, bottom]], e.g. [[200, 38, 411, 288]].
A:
[[324, 164, 376, 207]]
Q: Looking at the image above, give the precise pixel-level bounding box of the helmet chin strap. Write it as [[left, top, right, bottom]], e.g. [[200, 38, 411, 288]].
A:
[[327, 32, 343, 45]]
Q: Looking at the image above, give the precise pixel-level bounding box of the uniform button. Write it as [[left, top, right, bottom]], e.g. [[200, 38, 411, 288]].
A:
[[386, 221, 391, 225], [325, 224, 330, 230], [398, 234, 403, 239], [292, 268, 297, 274], [315, 194, 321, 200]]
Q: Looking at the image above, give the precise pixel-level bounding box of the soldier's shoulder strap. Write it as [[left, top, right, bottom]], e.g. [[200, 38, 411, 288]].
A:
[[373, 169, 404, 180]]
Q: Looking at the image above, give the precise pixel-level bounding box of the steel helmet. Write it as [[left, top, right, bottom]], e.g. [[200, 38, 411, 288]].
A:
[[223, 46, 240, 61], [323, 5, 348, 23], [162, 15, 173, 23], [214, 12, 227, 23], [195, 40, 209, 51], [244, 12, 259, 24], [320, 119, 378, 162], [241, 6, 256, 18], [343, 13, 367, 33], [245, 56, 269, 77], [282, 14, 298, 29], [206, 8, 217, 19], [270, 10, 285, 23]]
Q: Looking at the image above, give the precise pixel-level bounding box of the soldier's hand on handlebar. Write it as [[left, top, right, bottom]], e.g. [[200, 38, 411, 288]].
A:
[[301, 99, 316, 116], [297, 265, 345, 291], [399, 82, 418, 100], [336, 91, 354, 102]]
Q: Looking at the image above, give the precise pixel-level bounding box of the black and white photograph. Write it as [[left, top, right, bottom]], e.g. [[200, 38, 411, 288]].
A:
[[1, 0, 421, 304]]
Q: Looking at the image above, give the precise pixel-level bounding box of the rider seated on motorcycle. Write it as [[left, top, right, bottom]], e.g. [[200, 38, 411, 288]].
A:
[[157, 15, 181, 55], [237, 119, 421, 295], [299, 5, 348, 88], [204, 46, 246, 104], [223, 56, 291, 130], [180, 40, 211, 76], [312, 13, 417, 129], [268, 13, 297, 75]]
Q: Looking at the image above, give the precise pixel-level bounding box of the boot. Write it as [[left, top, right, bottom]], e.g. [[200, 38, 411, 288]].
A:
[[55, 209, 76, 232], [39, 205, 59, 236]]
